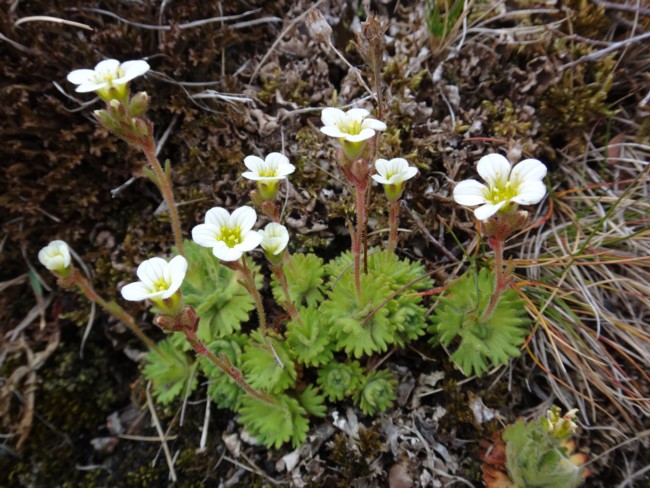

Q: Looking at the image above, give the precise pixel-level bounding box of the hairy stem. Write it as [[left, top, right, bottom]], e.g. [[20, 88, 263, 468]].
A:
[[141, 139, 185, 256], [387, 199, 400, 253], [481, 237, 509, 321], [238, 258, 284, 368], [69, 269, 159, 353], [182, 326, 274, 406], [271, 262, 302, 324]]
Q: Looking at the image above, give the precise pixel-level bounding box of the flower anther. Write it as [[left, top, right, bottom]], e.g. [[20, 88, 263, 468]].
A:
[[453, 153, 547, 221], [191, 206, 262, 262]]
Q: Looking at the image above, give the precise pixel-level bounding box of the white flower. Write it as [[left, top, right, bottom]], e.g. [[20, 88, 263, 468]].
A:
[[67, 59, 150, 94], [191, 206, 263, 262], [38, 240, 71, 273], [372, 158, 418, 185], [258, 223, 289, 256], [453, 153, 547, 221], [320, 107, 386, 143], [120, 255, 187, 302], [242, 152, 295, 182]]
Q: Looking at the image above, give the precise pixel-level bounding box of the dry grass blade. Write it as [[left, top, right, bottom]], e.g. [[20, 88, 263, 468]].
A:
[[514, 141, 650, 433]]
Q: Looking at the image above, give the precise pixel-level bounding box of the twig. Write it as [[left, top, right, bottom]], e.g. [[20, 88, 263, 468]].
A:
[[145, 383, 177, 483], [560, 31, 650, 70]]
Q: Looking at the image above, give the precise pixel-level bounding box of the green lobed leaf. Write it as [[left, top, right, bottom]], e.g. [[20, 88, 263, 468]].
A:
[[199, 334, 249, 410], [317, 360, 364, 402], [241, 330, 297, 394], [429, 268, 530, 376], [143, 336, 197, 405], [238, 393, 310, 449], [286, 307, 334, 367], [271, 253, 325, 308], [354, 369, 397, 416]]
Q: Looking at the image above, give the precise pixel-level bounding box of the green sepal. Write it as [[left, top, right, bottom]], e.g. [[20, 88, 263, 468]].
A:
[[271, 253, 325, 308], [354, 369, 397, 416], [143, 336, 197, 405], [180, 240, 261, 342], [286, 307, 334, 367], [241, 330, 297, 394], [238, 393, 310, 449], [317, 360, 364, 402], [429, 268, 529, 376]]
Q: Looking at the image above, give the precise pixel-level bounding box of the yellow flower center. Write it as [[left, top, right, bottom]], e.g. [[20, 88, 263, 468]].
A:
[[221, 227, 243, 248], [95, 68, 124, 85], [152, 279, 169, 292], [258, 166, 278, 178], [485, 180, 519, 204], [340, 118, 363, 135]]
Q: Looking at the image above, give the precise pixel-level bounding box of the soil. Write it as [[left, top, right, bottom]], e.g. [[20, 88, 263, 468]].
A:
[[1, 0, 649, 487]]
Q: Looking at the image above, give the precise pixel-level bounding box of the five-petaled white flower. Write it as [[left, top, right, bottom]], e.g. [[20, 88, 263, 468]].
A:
[[320, 107, 386, 143], [453, 153, 547, 221], [67, 59, 150, 96], [242, 152, 295, 182], [38, 240, 71, 273], [191, 206, 263, 262], [372, 158, 418, 185], [258, 223, 290, 257], [120, 255, 188, 304]]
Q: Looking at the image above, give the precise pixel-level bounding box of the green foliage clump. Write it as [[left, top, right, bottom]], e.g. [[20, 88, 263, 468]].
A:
[[286, 307, 334, 367], [181, 240, 261, 341], [429, 268, 529, 376], [504, 410, 587, 488], [241, 331, 297, 394], [354, 369, 397, 416], [272, 253, 325, 308], [317, 360, 364, 402], [143, 335, 197, 405], [238, 393, 310, 449]]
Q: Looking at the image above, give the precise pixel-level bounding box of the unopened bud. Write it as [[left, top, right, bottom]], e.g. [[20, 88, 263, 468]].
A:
[[355, 14, 387, 71], [306, 10, 332, 44], [128, 91, 150, 117]]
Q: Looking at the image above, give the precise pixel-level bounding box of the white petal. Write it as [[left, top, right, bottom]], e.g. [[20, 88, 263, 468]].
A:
[[474, 201, 507, 221], [265, 152, 289, 167], [192, 223, 221, 248], [244, 155, 265, 173], [237, 230, 263, 251], [453, 179, 489, 206], [120, 282, 153, 301], [346, 108, 370, 120], [66, 69, 95, 85], [477, 154, 511, 186], [241, 171, 261, 181], [511, 181, 547, 205], [212, 241, 243, 261], [117, 60, 150, 83], [277, 162, 296, 177], [344, 128, 375, 142], [321, 107, 344, 127], [204, 207, 231, 229], [320, 126, 346, 138], [403, 166, 418, 180], [231, 206, 257, 233], [362, 118, 387, 131], [510, 159, 547, 182], [374, 158, 389, 177], [76, 82, 107, 93], [372, 174, 390, 185], [136, 257, 167, 286], [94, 59, 120, 73], [163, 255, 188, 298]]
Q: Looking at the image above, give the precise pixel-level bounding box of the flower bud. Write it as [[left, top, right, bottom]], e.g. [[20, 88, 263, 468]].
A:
[[128, 91, 150, 117], [38, 240, 72, 277]]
